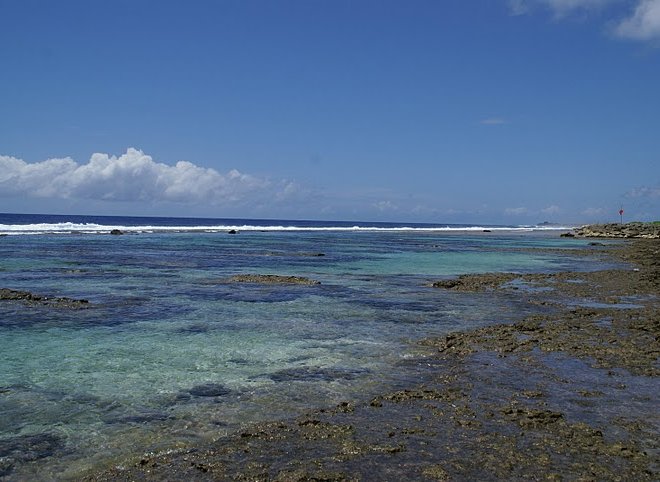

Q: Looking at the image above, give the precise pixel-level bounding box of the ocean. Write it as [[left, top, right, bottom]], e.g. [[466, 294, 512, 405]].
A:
[[0, 213, 602, 479]]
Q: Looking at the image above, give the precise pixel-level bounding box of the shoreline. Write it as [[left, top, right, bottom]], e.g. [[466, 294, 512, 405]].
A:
[[83, 238, 659, 481], [573, 222, 660, 239]]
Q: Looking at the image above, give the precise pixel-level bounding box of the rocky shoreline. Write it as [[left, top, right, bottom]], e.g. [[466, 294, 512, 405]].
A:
[[573, 222, 660, 239], [83, 238, 659, 481]]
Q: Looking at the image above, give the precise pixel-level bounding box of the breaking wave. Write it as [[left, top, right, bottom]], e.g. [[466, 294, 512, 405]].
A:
[[0, 221, 572, 236]]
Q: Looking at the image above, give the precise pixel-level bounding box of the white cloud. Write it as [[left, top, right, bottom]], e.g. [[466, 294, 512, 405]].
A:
[[479, 117, 508, 125], [541, 204, 561, 214], [582, 207, 606, 216], [508, 0, 531, 15], [274, 181, 308, 202], [509, 0, 620, 16], [0, 148, 292, 206], [616, 0, 660, 40], [510, 0, 660, 44], [373, 200, 399, 212], [505, 207, 529, 215], [626, 185, 660, 198], [545, 0, 617, 15]]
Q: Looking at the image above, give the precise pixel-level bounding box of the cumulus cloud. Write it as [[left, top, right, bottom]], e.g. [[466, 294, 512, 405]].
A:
[[505, 207, 529, 215], [0, 148, 293, 206], [616, 0, 660, 40], [509, 0, 619, 16], [510, 0, 660, 44]]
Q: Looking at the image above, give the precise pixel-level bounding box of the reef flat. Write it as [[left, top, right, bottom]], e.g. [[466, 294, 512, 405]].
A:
[[84, 238, 659, 481]]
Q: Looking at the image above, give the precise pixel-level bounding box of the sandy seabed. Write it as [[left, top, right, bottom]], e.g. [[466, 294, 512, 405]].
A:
[[84, 239, 659, 481]]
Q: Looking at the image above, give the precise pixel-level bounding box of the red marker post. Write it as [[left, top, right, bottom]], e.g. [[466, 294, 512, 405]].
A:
[[619, 208, 624, 224]]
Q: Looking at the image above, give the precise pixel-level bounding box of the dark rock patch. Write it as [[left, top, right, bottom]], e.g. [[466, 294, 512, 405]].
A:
[[0, 433, 63, 476], [205, 287, 308, 304], [262, 366, 368, 383], [430, 273, 518, 292], [105, 412, 171, 425], [228, 274, 321, 285], [501, 406, 563, 428], [188, 383, 231, 398], [0, 288, 89, 308], [264, 251, 325, 257], [227, 357, 250, 365]]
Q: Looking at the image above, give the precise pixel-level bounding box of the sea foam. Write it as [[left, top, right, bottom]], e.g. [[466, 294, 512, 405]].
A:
[[0, 222, 570, 235]]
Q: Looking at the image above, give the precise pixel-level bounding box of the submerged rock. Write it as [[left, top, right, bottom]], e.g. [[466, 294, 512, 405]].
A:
[[110, 229, 124, 235], [0, 433, 63, 476], [264, 251, 326, 257], [188, 383, 231, 397], [105, 412, 171, 425], [263, 366, 367, 382], [228, 274, 321, 285]]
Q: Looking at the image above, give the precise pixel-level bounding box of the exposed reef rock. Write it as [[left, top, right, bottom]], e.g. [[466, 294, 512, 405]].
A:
[[228, 274, 321, 285], [430, 273, 518, 291], [110, 229, 124, 235], [0, 288, 89, 308], [575, 222, 660, 239], [425, 304, 659, 377]]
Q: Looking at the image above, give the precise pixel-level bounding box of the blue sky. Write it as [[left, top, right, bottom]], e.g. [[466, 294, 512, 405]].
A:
[[1, 0, 659, 224]]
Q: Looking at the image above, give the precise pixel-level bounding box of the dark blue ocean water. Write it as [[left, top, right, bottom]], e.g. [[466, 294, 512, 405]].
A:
[[0, 213, 593, 479]]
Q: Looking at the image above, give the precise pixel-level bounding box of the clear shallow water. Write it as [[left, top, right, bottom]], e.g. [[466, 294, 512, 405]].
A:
[[0, 218, 603, 479]]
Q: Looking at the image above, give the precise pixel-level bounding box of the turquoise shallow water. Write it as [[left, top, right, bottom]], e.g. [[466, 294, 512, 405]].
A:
[[0, 229, 607, 479]]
